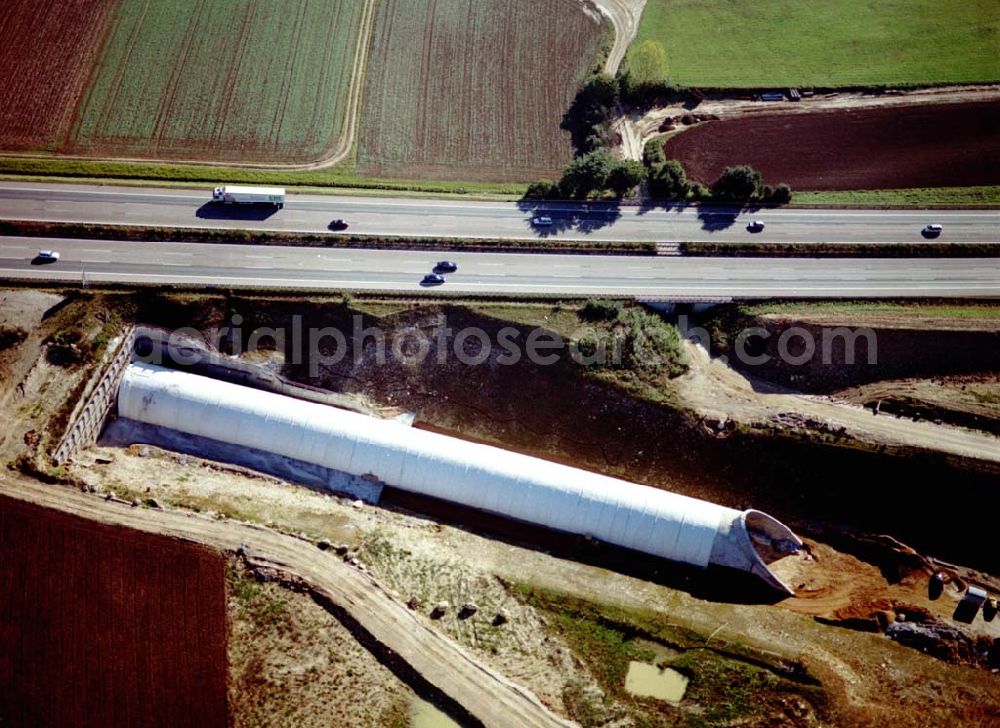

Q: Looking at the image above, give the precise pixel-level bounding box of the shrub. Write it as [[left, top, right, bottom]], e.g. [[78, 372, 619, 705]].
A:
[[615, 308, 687, 377], [772, 182, 793, 204], [577, 304, 688, 378], [648, 159, 690, 200], [524, 179, 560, 200], [710, 165, 763, 202], [607, 160, 646, 198], [574, 334, 600, 364], [689, 182, 710, 200], [0, 326, 27, 351], [642, 138, 666, 168], [580, 298, 622, 322], [46, 328, 90, 367], [558, 149, 614, 199]]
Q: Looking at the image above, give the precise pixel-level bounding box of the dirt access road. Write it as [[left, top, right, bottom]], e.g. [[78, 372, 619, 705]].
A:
[[677, 340, 1000, 463], [0, 475, 572, 728], [585, 0, 648, 75]]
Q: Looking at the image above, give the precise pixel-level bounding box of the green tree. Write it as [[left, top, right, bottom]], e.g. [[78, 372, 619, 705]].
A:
[[581, 73, 620, 110], [648, 159, 690, 200], [772, 182, 793, 204], [559, 149, 614, 199], [524, 179, 560, 200], [642, 138, 666, 168], [626, 40, 669, 85], [607, 160, 646, 197], [581, 298, 623, 322], [710, 165, 763, 202], [564, 74, 621, 154], [689, 182, 709, 200]]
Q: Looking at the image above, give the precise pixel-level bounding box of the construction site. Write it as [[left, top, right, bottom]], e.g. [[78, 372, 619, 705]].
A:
[[1, 287, 997, 727]]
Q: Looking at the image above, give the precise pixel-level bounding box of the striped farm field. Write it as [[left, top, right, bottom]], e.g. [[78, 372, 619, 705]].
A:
[[0, 0, 118, 151], [64, 0, 366, 163], [358, 0, 607, 183]]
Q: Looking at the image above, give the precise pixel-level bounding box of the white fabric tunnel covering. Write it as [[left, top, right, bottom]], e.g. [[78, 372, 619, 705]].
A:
[[118, 363, 800, 593]]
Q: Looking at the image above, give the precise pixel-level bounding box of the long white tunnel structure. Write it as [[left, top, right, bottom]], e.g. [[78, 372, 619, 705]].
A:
[[118, 363, 802, 593]]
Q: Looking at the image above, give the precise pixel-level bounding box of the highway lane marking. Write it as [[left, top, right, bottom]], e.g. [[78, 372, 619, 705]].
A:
[[3, 266, 992, 289], [2, 185, 999, 220], [0, 188, 206, 202]]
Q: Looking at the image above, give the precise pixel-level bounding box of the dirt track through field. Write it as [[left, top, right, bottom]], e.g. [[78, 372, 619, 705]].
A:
[[0, 475, 572, 728], [586, 0, 648, 74]]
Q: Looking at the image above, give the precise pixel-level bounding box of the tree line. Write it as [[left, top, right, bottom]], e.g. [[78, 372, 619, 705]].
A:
[[528, 74, 792, 203]]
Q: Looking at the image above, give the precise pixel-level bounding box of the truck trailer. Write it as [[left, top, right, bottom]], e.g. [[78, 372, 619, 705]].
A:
[[212, 185, 285, 208]]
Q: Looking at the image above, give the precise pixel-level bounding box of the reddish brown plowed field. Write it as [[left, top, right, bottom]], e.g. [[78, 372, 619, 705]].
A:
[[0, 495, 228, 727], [662, 101, 1000, 190], [0, 0, 119, 151]]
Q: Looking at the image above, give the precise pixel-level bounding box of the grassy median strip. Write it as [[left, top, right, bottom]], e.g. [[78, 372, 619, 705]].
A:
[[680, 241, 999, 257], [0, 219, 655, 255]]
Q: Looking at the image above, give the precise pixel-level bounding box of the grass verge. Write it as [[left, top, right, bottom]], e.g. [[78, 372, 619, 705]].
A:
[[793, 186, 1000, 207], [0, 157, 526, 197], [737, 300, 1000, 320]]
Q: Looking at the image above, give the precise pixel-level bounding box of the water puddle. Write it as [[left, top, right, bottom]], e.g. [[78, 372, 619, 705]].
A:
[[624, 661, 689, 703], [409, 696, 461, 728]]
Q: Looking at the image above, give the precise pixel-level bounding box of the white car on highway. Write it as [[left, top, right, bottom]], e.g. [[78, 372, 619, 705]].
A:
[[532, 216, 553, 227], [35, 250, 60, 261]]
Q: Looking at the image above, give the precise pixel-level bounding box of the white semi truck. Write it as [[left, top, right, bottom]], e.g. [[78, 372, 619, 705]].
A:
[[212, 185, 285, 208]]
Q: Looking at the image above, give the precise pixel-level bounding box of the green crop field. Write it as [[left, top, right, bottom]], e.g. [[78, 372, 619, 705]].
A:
[[65, 0, 365, 163], [357, 0, 607, 183], [626, 0, 1000, 87]]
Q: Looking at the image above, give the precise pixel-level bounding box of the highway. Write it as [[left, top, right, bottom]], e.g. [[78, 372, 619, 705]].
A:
[[2, 236, 998, 297], [1, 182, 998, 243]]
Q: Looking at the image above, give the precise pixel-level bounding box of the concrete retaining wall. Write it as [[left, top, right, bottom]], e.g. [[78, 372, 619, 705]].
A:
[[53, 326, 136, 465]]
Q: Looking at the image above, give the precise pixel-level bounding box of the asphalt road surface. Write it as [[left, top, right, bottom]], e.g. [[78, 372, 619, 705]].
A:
[[2, 236, 998, 297], [1, 182, 998, 243]]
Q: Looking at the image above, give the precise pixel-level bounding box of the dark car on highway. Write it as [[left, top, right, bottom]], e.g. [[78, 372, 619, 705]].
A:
[[434, 261, 458, 273], [328, 219, 349, 231], [746, 220, 765, 233], [421, 273, 446, 286]]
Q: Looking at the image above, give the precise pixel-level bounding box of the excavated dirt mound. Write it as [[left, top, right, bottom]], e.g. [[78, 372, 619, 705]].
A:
[[661, 101, 1000, 189]]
